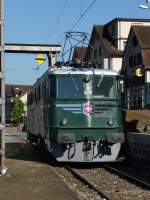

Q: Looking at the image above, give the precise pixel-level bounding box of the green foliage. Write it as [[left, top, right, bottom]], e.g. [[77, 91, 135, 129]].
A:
[[11, 97, 25, 122]]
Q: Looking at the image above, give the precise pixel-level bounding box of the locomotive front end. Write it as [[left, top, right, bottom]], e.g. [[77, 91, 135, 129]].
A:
[[48, 68, 124, 162]]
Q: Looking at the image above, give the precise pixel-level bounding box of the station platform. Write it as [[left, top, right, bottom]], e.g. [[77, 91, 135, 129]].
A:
[[127, 131, 150, 161], [125, 110, 150, 132], [0, 135, 78, 200]]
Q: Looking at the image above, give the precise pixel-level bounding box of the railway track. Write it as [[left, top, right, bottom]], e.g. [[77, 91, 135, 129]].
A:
[[65, 165, 110, 200], [64, 164, 150, 199], [104, 164, 150, 190]]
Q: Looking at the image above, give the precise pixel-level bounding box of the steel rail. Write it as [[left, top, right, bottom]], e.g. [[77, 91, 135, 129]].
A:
[[25, 137, 110, 199], [65, 165, 111, 200], [104, 164, 150, 190]]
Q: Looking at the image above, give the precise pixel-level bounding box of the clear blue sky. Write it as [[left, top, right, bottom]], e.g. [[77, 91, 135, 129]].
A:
[[5, 0, 150, 85]]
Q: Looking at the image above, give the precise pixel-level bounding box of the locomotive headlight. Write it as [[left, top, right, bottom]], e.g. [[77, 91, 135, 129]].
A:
[[107, 119, 113, 126], [61, 118, 68, 126]]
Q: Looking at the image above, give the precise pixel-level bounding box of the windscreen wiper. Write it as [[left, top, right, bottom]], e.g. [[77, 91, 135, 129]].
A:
[[70, 76, 79, 91], [97, 74, 104, 88]]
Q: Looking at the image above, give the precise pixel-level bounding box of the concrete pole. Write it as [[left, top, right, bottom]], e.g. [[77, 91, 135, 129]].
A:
[[0, 0, 6, 175], [48, 52, 58, 68]]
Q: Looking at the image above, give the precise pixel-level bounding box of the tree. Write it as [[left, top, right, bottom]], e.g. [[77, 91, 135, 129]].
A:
[[11, 97, 25, 122]]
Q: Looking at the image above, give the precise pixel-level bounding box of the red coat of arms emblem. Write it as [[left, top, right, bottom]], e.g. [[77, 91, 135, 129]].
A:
[[83, 103, 93, 115]]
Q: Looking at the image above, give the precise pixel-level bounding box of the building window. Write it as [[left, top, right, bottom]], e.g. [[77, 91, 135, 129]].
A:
[[123, 41, 127, 50], [94, 49, 97, 59], [111, 25, 116, 37], [129, 53, 143, 68], [109, 58, 112, 69], [95, 62, 98, 68], [146, 71, 150, 83], [0, 105, 2, 123], [92, 62, 96, 68], [0, 79, 1, 97], [104, 58, 109, 69], [103, 58, 111, 69], [99, 47, 102, 56], [97, 33, 99, 40], [99, 63, 102, 69], [0, 57, 2, 71]]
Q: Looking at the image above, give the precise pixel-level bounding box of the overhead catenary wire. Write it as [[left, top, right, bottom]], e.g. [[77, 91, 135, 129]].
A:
[[57, 0, 97, 45], [69, 0, 97, 31], [40, 0, 97, 64], [43, 0, 69, 43], [81, 0, 84, 16]]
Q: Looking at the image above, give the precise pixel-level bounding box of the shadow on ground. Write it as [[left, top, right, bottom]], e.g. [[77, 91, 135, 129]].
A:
[[5, 142, 64, 168], [5, 143, 107, 169], [6, 143, 49, 163]]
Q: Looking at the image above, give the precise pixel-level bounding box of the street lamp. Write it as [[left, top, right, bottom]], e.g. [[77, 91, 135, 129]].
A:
[[139, 0, 150, 9], [139, 4, 150, 9]]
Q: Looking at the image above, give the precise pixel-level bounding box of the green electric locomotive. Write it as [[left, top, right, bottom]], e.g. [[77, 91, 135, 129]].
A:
[[27, 66, 124, 162]]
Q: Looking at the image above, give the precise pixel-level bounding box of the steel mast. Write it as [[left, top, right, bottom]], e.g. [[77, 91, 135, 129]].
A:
[[0, 0, 6, 175]]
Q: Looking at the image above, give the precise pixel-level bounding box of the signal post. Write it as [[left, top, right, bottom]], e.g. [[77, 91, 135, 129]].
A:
[[0, 0, 5, 175]]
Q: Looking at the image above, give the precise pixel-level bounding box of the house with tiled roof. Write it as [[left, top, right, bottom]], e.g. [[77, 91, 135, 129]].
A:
[[85, 18, 150, 72], [6, 84, 31, 122], [122, 26, 150, 109], [72, 47, 87, 63]]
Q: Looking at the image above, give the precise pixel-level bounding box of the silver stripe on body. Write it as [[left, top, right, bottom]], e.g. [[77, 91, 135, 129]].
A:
[[49, 104, 82, 114], [61, 108, 82, 111], [56, 104, 82, 108]]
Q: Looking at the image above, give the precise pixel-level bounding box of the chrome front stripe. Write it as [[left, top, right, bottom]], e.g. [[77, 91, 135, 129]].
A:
[[55, 104, 82, 108]]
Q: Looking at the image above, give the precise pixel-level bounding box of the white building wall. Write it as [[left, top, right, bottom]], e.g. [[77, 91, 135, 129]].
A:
[[89, 34, 104, 68], [111, 57, 122, 73], [118, 21, 150, 51]]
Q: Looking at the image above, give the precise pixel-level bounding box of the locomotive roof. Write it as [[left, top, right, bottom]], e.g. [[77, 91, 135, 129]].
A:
[[30, 67, 118, 89], [48, 67, 118, 76]]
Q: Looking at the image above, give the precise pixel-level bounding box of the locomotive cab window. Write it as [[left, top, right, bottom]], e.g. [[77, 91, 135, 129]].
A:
[[93, 76, 116, 98], [57, 76, 83, 98]]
